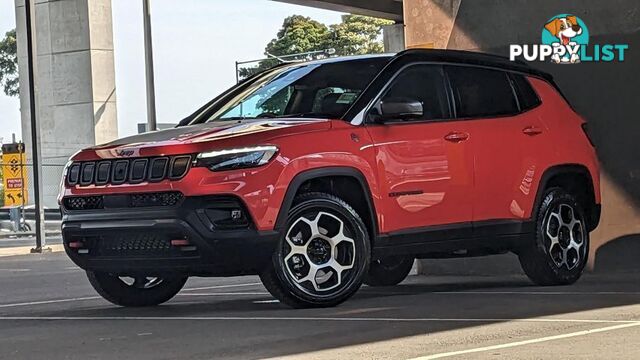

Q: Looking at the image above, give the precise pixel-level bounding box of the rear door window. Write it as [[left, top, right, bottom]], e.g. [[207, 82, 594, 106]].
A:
[[446, 66, 519, 118]]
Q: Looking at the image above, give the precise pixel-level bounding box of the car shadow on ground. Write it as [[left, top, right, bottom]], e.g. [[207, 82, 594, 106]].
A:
[[4, 272, 640, 359]]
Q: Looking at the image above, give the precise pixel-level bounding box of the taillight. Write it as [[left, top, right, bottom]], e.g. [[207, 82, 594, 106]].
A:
[[581, 123, 596, 147]]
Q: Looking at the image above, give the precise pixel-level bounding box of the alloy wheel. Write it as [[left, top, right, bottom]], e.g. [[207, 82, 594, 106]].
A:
[[118, 276, 164, 289], [544, 203, 586, 270], [282, 211, 356, 294]]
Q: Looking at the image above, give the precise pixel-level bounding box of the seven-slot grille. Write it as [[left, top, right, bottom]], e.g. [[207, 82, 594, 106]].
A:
[[66, 155, 192, 186]]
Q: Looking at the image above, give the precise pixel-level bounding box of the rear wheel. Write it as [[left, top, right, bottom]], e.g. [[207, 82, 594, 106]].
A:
[[87, 271, 187, 307], [260, 192, 370, 308], [364, 255, 414, 286], [518, 188, 589, 285]]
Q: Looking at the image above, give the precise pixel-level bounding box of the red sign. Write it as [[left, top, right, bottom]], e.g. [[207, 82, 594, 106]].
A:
[[6, 178, 23, 189]]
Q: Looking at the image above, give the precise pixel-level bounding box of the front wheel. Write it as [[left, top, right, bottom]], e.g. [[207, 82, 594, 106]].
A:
[[87, 271, 187, 307], [260, 192, 371, 308], [518, 188, 589, 286]]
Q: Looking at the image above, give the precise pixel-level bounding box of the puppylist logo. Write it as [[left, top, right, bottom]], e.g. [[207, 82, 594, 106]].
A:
[[510, 14, 628, 64]]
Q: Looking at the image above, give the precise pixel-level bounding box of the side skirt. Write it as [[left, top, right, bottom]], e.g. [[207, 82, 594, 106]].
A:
[[373, 219, 535, 259]]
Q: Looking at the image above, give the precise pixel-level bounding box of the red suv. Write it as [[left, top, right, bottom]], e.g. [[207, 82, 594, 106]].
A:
[[60, 50, 601, 308]]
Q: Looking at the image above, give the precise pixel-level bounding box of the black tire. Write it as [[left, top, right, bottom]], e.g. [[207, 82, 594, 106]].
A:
[[518, 188, 589, 286], [87, 271, 187, 307], [364, 255, 414, 286], [260, 192, 371, 308]]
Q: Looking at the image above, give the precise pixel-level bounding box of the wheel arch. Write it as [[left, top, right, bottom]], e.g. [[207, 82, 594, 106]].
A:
[[274, 167, 379, 239], [533, 164, 600, 231]]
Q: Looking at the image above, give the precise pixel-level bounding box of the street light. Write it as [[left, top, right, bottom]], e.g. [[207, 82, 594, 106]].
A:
[[143, 0, 157, 132]]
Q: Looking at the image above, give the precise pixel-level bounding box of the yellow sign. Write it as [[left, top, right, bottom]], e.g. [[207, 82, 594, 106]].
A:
[[2, 143, 28, 207]]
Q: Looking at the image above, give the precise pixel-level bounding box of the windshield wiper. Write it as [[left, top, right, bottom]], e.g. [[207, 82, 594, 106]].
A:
[[275, 112, 333, 119]]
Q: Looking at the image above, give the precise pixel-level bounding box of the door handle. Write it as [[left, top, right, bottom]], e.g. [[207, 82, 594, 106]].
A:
[[444, 132, 469, 143], [522, 126, 543, 136]]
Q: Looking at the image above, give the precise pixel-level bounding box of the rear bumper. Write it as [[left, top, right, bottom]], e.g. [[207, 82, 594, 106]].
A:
[[61, 195, 279, 276]]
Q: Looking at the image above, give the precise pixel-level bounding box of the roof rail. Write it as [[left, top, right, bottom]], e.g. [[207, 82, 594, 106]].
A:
[[393, 48, 553, 81]]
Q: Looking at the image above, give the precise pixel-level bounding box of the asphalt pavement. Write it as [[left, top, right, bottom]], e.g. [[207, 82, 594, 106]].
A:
[[0, 235, 62, 249], [0, 252, 638, 359]]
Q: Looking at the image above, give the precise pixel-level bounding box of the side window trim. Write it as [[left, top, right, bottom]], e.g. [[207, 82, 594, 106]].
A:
[[364, 63, 454, 125], [507, 72, 522, 112], [361, 61, 545, 125], [507, 72, 543, 113], [443, 68, 457, 118]]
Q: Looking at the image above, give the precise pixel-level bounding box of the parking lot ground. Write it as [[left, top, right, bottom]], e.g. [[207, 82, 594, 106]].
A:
[[0, 235, 62, 252], [0, 252, 638, 359]]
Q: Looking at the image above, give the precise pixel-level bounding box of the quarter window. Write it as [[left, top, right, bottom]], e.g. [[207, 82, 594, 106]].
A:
[[446, 66, 519, 118]]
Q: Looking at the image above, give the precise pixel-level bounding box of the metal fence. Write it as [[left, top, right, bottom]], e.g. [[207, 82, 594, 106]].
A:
[[0, 163, 65, 207]]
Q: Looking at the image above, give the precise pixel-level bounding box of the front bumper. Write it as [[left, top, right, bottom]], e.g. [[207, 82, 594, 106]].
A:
[[61, 195, 279, 276]]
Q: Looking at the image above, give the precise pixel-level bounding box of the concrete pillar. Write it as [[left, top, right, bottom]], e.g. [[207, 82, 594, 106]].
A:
[[382, 23, 406, 53], [403, 0, 462, 49], [14, 0, 118, 207], [403, 0, 640, 272]]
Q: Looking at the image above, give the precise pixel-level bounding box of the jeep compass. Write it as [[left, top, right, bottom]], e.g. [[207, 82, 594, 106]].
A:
[[60, 49, 601, 308]]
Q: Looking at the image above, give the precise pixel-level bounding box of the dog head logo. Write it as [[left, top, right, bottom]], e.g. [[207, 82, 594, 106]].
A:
[[542, 14, 589, 64]]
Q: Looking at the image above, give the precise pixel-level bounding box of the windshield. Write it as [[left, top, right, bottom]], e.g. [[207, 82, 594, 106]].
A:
[[200, 57, 389, 122]]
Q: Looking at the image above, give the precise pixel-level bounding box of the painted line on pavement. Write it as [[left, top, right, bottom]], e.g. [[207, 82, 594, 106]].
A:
[[409, 321, 640, 359], [0, 316, 637, 324], [177, 292, 270, 296], [254, 299, 280, 304], [0, 283, 264, 308], [433, 291, 640, 295], [0, 269, 31, 272], [0, 296, 101, 308], [181, 282, 262, 292]]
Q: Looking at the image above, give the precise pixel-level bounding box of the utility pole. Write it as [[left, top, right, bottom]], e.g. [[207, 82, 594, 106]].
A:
[[24, 0, 47, 253], [143, 0, 157, 132]]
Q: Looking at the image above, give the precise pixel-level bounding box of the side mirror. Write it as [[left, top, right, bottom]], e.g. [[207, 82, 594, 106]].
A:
[[370, 98, 423, 123]]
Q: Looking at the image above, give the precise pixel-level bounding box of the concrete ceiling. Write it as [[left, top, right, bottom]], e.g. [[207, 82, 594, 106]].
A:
[[272, 0, 403, 21]]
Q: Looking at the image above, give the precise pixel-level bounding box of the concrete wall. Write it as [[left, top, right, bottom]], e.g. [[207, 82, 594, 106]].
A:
[[403, 0, 640, 273], [14, 0, 118, 207]]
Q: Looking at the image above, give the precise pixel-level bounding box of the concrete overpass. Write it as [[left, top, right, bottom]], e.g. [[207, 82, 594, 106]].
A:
[[12, 0, 640, 271], [273, 0, 403, 21]]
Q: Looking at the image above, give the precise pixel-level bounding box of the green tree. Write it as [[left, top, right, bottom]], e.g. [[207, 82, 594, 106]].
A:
[[238, 15, 393, 79], [328, 15, 393, 56], [266, 15, 330, 57], [0, 29, 18, 97], [238, 15, 330, 79]]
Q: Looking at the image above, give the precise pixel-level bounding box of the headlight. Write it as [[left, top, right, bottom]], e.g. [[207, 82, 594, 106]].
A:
[[195, 145, 278, 172], [57, 160, 74, 205]]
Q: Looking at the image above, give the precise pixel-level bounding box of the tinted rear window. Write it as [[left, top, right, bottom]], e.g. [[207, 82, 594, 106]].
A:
[[446, 66, 519, 118], [510, 74, 541, 111]]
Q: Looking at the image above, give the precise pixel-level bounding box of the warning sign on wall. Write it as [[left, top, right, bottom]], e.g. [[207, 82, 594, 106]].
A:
[[1, 143, 28, 207]]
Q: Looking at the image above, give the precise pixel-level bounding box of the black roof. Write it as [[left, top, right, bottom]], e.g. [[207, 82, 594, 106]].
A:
[[395, 48, 552, 81], [282, 49, 552, 82]]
